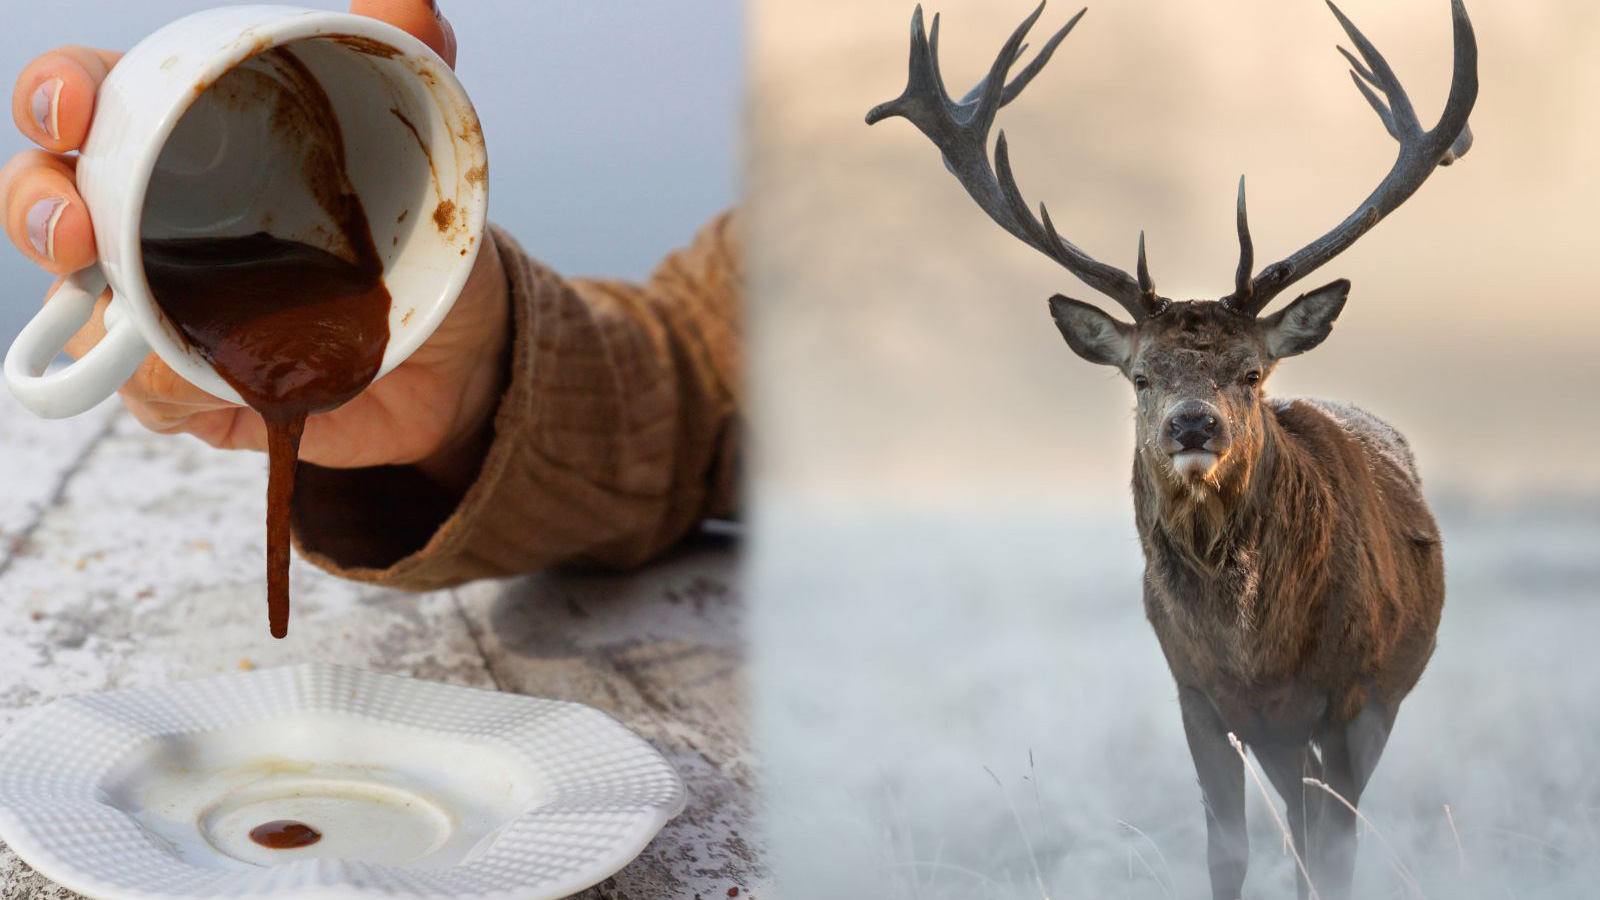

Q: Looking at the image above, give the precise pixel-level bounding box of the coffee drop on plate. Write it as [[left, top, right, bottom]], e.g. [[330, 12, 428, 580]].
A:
[[248, 819, 322, 849]]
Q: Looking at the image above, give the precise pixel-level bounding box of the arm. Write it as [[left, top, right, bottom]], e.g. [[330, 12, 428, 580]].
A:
[[290, 214, 742, 590]]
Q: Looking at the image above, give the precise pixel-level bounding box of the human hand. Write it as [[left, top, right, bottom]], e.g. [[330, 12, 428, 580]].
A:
[[2, 0, 508, 489]]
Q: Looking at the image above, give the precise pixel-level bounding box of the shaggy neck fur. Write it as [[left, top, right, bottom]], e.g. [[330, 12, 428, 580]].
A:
[[1134, 399, 1344, 644], [1136, 402, 1283, 575]]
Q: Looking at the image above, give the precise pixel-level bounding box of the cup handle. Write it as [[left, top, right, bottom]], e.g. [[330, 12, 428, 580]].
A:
[[4, 267, 150, 419]]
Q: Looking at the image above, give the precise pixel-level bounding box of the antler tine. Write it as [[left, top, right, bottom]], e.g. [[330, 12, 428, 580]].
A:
[[1328, 1, 1422, 137], [995, 8, 1084, 107], [1232, 176, 1254, 305], [867, 3, 1162, 321], [1341, 54, 1401, 142], [1136, 232, 1156, 299], [1435, 0, 1478, 162], [865, 7, 942, 134], [993, 132, 1152, 319], [926, 13, 956, 119], [1231, 0, 1478, 316]]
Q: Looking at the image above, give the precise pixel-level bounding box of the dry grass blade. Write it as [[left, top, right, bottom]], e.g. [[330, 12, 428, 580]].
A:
[[1444, 804, 1467, 873], [1116, 821, 1177, 899], [881, 859, 1007, 892], [1125, 844, 1168, 896], [984, 765, 1052, 900], [1228, 733, 1320, 900], [1303, 777, 1427, 899]]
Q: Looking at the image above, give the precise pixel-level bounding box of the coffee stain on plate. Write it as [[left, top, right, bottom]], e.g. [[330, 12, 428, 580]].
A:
[[249, 819, 322, 849]]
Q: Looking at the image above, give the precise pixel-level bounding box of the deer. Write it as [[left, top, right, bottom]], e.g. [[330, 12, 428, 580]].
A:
[[867, 2, 1476, 898]]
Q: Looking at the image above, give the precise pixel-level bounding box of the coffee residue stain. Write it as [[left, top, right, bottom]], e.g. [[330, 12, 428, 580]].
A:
[[388, 107, 441, 196], [328, 34, 402, 59], [432, 200, 456, 232], [192, 35, 274, 102], [389, 107, 427, 157], [397, 209, 409, 223], [465, 164, 487, 186], [261, 47, 383, 269], [458, 116, 484, 149]]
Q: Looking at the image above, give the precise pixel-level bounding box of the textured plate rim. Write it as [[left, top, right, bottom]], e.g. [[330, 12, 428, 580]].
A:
[[0, 804, 676, 900], [0, 663, 687, 900]]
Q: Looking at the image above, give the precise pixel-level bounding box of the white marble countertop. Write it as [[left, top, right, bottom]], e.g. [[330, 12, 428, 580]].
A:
[[0, 390, 761, 899]]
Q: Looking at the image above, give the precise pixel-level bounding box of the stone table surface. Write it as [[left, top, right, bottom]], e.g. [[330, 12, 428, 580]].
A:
[[0, 391, 761, 899]]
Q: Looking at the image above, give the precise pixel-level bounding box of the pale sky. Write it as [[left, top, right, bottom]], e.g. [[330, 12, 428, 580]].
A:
[[0, 0, 742, 343]]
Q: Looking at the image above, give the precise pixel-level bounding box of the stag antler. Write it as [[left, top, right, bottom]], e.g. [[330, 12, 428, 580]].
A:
[[865, 3, 1167, 321], [1223, 0, 1478, 316]]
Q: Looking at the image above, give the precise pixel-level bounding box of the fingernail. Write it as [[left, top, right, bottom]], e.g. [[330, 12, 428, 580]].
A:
[[26, 197, 67, 261], [29, 77, 63, 141]]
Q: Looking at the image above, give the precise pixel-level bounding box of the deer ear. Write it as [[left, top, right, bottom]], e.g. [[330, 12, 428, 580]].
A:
[[1049, 295, 1135, 369], [1261, 279, 1350, 359]]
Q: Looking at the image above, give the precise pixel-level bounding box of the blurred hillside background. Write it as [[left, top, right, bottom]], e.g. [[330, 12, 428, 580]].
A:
[[750, 0, 1600, 898], [0, 0, 741, 344]]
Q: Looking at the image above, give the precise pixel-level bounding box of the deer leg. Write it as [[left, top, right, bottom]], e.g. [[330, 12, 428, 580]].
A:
[[1255, 742, 1317, 900], [1312, 703, 1394, 900], [1179, 688, 1248, 900]]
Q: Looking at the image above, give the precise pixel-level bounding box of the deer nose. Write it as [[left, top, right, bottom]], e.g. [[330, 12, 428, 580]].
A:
[[1168, 406, 1220, 451]]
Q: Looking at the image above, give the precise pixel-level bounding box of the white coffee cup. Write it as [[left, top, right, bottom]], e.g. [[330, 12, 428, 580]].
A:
[[3, 5, 489, 419]]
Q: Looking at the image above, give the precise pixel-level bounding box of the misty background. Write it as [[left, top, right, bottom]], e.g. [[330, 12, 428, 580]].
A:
[[750, 0, 1600, 898], [0, 0, 741, 345], [752, 0, 1600, 504]]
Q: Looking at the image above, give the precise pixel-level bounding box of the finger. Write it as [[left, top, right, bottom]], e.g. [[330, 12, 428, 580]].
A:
[[124, 400, 257, 453], [0, 151, 93, 273], [120, 395, 195, 435], [348, 0, 456, 68], [120, 352, 234, 412], [213, 409, 268, 453], [12, 47, 122, 153], [144, 405, 267, 453]]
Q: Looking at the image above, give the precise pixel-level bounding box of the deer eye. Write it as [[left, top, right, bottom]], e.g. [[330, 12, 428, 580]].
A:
[[1133, 374, 1150, 390], [1244, 370, 1262, 387]]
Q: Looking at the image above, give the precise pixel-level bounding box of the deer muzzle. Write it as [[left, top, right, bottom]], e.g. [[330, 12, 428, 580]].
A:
[[1161, 400, 1231, 478]]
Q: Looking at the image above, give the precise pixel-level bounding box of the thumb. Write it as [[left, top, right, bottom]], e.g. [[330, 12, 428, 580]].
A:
[[347, 0, 457, 68]]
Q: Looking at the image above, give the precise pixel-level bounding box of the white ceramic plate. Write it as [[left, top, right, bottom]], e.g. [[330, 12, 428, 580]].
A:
[[0, 664, 686, 900]]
